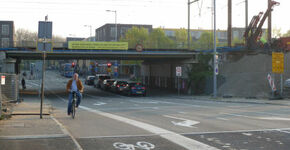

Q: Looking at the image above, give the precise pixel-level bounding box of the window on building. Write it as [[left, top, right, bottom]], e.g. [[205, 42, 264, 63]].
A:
[[120, 27, 128, 37], [233, 31, 239, 38], [103, 28, 105, 40], [110, 27, 117, 38], [165, 30, 175, 37], [2, 24, 9, 35], [1, 38, 9, 48]]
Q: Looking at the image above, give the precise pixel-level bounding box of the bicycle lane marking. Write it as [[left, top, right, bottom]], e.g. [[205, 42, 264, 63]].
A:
[[79, 106, 220, 150], [51, 90, 219, 150], [51, 116, 83, 150]]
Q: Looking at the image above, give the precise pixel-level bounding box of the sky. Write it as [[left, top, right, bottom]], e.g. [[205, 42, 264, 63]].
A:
[[0, 0, 289, 38]]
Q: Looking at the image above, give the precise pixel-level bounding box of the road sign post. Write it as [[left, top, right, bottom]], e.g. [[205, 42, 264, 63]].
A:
[[272, 52, 284, 97], [176, 67, 182, 96]]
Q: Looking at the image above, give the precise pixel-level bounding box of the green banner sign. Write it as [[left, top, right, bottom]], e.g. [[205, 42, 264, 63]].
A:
[[68, 41, 128, 50]]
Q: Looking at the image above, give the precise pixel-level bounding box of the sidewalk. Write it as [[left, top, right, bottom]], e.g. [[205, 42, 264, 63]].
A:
[[0, 100, 75, 150]]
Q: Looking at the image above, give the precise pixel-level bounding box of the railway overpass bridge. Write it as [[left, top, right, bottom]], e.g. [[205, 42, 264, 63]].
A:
[[0, 48, 198, 91]]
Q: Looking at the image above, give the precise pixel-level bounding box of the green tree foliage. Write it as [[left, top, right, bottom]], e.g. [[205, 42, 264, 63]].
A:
[[187, 54, 213, 94], [175, 28, 191, 49], [232, 37, 244, 46], [196, 31, 218, 50], [120, 27, 149, 48], [283, 30, 290, 37], [15, 28, 65, 47], [147, 28, 175, 49], [272, 27, 282, 38]]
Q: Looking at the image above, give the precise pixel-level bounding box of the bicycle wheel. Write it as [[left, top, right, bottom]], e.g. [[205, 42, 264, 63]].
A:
[[71, 100, 76, 119], [136, 141, 155, 149]]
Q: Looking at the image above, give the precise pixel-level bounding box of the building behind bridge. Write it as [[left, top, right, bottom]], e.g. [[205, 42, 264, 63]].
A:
[[0, 21, 14, 48], [95, 24, 153, 42]]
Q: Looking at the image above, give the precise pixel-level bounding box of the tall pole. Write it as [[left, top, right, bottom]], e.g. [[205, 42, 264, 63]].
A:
[[245, 0, 248, 29], [115, 11, 117, 41], [90, 26, 92, 41], [188, 0, 190, 50], [213, 0, 217, 98], [245, 0, 248, 46], [228, 0, 232, 47], [40, 52, 45, 119], [187, 0, 199, 50], [84, 25, 92, 41], [268, 0, 272, 43]]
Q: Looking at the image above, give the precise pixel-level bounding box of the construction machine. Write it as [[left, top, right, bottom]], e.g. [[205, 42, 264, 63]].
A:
[[244, 0, 280, 50]]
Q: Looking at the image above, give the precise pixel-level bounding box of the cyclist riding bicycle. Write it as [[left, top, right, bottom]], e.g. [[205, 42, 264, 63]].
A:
[[66, 73, 84, 116]]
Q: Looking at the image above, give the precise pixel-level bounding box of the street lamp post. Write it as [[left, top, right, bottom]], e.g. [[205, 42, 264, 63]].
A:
[[106, 10, 119, 76], [188, 0, 199, 50], [106, 10, 117, 41], [84, 25, 92, 41], [213, 0, 217, 98]]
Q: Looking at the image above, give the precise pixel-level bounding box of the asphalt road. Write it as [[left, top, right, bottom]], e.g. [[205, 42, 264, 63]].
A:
[[6, 71, 290, 150]]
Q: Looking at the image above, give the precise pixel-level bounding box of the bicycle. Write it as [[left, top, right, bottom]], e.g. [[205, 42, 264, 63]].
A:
[[71, 91, 77, 119]]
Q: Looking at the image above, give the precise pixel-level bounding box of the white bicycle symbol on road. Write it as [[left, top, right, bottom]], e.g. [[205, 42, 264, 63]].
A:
[[113, 141, 155, 150]]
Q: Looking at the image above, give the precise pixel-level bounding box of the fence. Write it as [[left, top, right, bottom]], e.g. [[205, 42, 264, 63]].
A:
[[142, 76, 190, 94]]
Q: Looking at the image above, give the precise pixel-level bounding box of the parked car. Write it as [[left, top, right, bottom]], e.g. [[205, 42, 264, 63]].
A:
[[85, 76, 95, 85], [123, 82, 146, 96], [284, 78, 290, 88], [111, 80, 129, 93], [100, 79, 116, 91], [94, 74, 111, 88]]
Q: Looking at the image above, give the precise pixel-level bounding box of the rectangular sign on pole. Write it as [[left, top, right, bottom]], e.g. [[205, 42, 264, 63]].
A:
[[38, 21, 53, 39], [68, 41, 128, 50], [1, 76, 5, 85], [272, 52, 284, 74], [176, 66, 182, 77]]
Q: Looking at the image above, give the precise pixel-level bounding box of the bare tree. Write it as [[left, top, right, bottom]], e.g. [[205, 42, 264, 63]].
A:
[[15, 28, 65, 47]]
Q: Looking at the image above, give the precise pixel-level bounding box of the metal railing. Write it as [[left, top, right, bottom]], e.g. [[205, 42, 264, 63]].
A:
[[0, 73, 19, 117]]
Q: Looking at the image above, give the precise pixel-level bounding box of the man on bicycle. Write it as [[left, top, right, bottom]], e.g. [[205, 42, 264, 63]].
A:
[[66, 73, 84, 115]]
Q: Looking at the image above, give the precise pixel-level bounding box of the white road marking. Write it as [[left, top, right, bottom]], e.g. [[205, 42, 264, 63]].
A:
[[51, 116, 83, 150], [0, 134, 68, 140], [276, 129, 290, 134], [80, 106, 219, 150], [242, 133, 253, 136], [163, 115, 200, 128], [93, 102, 107, 106], [129, 100, 159, 104], [181, 128, 290, 135], [223, 113, 290, 121], [216, 117, 229, 121], [79, 133, 158, 139], [258, 117, 290, 121]]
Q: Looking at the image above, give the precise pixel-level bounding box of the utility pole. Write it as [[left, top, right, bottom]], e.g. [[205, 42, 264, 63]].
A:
[[228, 0, 232, 47], [213, 0, 217, 98], [245, 0, 248, 29], [245, 0, 248, 46], [268, 0, 272, 43], [84, 25, 92, 41], [188, 0, 199, 50]]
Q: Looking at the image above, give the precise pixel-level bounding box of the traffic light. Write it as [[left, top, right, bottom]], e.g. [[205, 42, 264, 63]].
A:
[[72, 62, 76, 68], [107, 62, 112, 68]]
